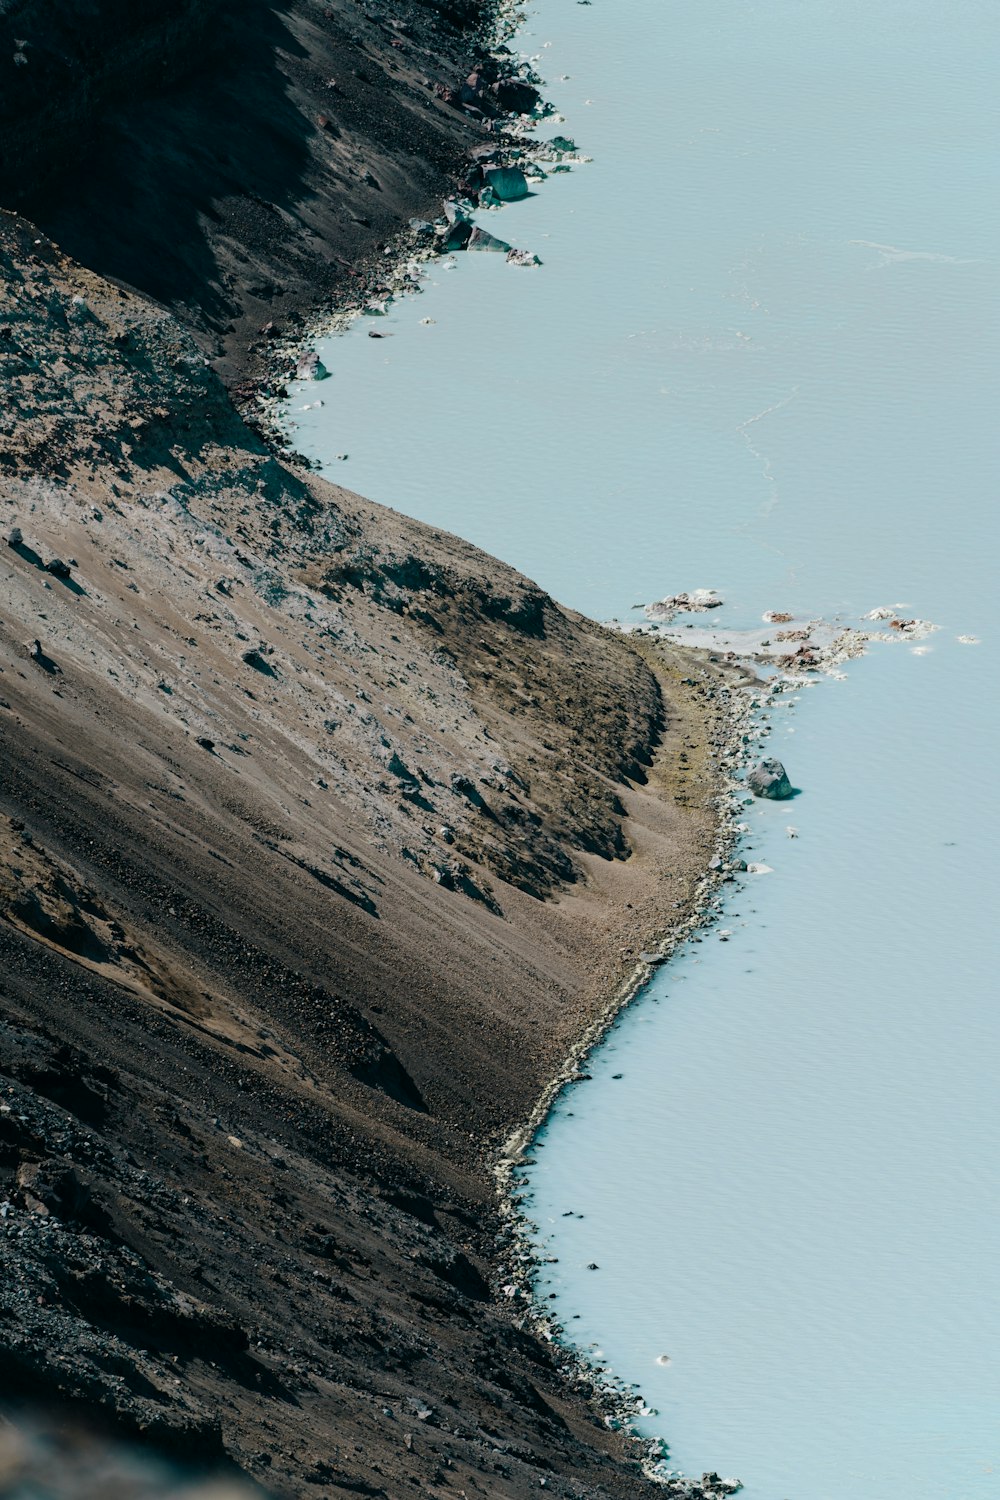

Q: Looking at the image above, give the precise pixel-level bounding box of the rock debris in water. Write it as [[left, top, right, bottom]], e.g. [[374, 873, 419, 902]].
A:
[[747, 758, 794, 800]]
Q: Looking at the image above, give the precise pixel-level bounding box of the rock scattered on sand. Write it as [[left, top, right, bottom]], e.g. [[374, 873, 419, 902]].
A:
[[27, 639, 60, 673], [241, 646, 274, 674], [657, 1474, 742, 1499], [747, 758, 793, 800]]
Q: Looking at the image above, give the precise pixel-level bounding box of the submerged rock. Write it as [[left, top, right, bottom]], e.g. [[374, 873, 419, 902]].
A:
[[747, 758, 793, 800]]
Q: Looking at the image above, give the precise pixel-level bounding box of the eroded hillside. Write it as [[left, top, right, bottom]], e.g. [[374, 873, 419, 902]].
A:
[[0, 212, 732, 1496]]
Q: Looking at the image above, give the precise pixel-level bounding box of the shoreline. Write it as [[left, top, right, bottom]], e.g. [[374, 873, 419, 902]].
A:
[[219, 0, 789, 1483], [247, 0, 580, 458], [238, 9, 767, 1484], [493, 615, 926, 1493], [0, 3, 773, 1494], [493, 643, 757, 1500], [496, 648, 756, 1171], [0, 200, 742, 1497], [1, 0, 988, 1484]]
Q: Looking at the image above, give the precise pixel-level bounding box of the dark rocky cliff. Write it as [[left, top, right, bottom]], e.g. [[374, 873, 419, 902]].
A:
[[0, 0, 493, 380]]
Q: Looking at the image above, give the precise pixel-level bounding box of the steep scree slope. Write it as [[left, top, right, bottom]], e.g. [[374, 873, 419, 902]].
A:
[[0, 213, 728, 1496]]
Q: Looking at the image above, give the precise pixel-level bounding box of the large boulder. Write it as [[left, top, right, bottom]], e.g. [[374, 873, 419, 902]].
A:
[[442, 218, 473, 251], [441, 199, 474, 251], [458, 70, 499, 116], [483, 165, 530, 201], [492, 78, 540, 115], [295, 350, 329, 381], [747, 758, 793, 800], [467, 225, 512, 254]]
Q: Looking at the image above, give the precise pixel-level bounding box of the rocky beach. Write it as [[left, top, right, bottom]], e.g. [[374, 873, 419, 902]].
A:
[[0, 3, 734, 1495]]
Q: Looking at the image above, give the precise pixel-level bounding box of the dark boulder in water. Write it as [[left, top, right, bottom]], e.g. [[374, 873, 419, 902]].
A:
[[442, 218, 474, 251], [467, 225, 512, 253], [484, 164, 530, 201], [747, 758, 793, 799]]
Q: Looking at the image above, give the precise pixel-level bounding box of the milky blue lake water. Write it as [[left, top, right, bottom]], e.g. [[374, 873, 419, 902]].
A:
[[285, 2, 1000, 1494]]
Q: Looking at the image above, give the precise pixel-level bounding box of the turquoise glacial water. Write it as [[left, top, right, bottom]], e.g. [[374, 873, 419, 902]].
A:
[[286, 1, 1000, 1495]]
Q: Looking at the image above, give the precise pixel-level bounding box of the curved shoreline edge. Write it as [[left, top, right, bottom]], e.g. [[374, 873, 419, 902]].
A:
[[250, 0, 571, 460], [0, 3, 757, 1496], [0, 203, 743, 1498], [242, 1, 764, 1478], [494, 644, 755, 1499]]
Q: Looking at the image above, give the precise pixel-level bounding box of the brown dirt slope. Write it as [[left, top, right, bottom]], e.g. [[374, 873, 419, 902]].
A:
[[0, 215, 732, 1496]]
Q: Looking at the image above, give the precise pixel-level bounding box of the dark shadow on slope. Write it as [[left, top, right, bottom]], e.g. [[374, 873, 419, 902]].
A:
[[5, 1, 312, 336]]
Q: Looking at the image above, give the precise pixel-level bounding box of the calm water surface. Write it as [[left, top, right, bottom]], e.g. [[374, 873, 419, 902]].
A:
[[286, 2, 1000, 1494]]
